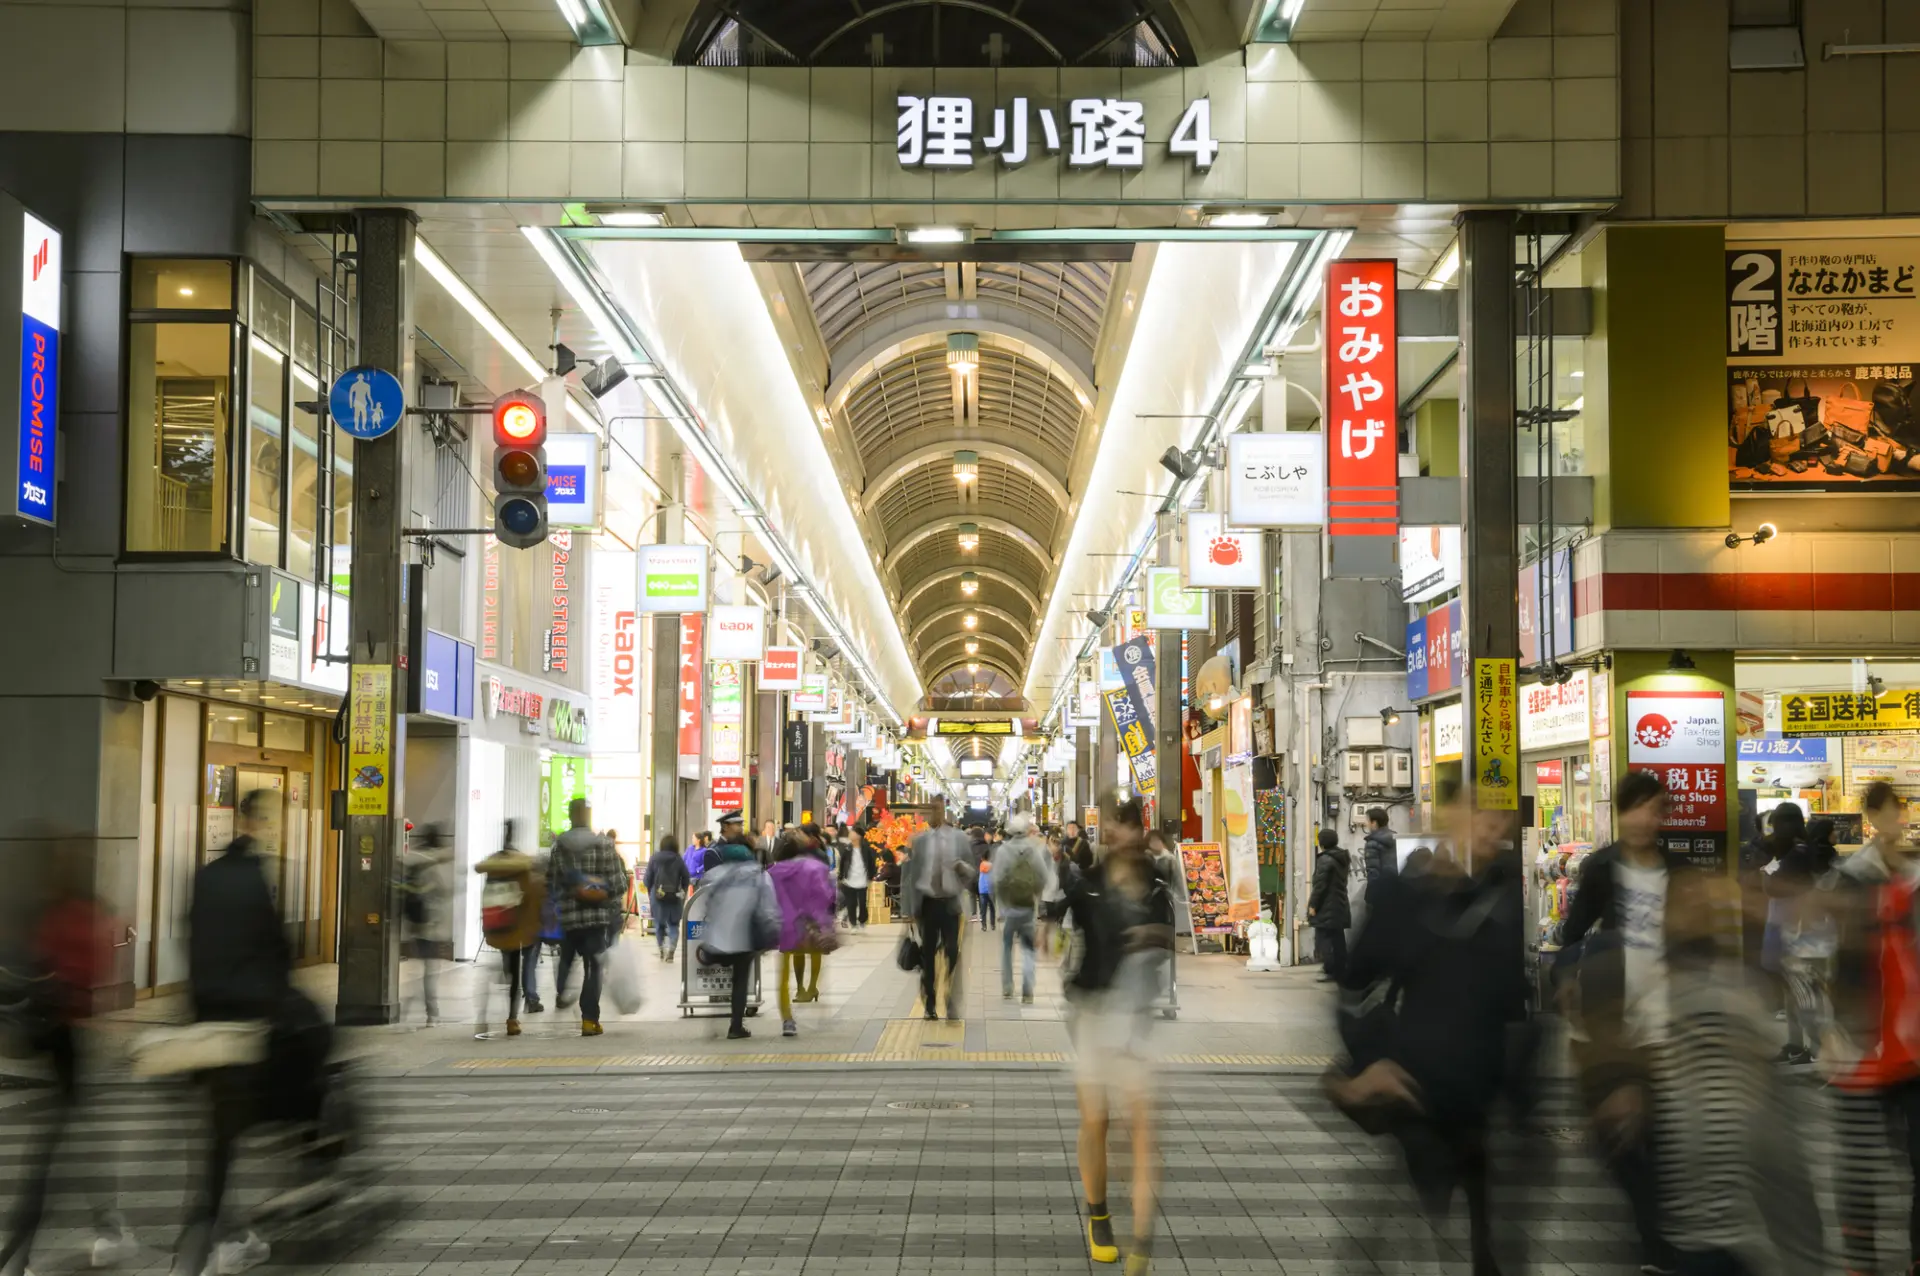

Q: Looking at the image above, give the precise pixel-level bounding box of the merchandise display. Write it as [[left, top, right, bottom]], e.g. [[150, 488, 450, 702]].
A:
[[1533, 842, 1593, 954]]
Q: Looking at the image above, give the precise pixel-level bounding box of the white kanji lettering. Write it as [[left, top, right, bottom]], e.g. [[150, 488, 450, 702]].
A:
[[1067, 98, 1146, 168], [1037, 106, 1062, 153], [1340, 418, 1386, 460], [896, 94, 925, 165], [981, 97, 1029, 166], [1338, 325, 1384, 364], [923, 95, 974, 167], [1338, 371, 1385, 411], [1338, 277, 1384, 318]]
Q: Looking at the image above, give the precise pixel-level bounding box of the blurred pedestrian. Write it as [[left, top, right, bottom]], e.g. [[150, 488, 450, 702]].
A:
[[1308, 829, 1351, 983], [976, 847, 997, 931], [769, 832, 837, 1036], [1767, 811, 1837, 1066], [694, 820, 780, 1039], [0, 837, 132, 1276], [1362, 807, 1398, 906], [1827, 781, 1920, 1274], [548, 799, 630, 1038], [905, 798, 974, 1021], [1065, 800, 1172, 1273], [399, 822, 454, 1025], [177, 789, 293, 1276], [839, 826, 876, 930], [1042, 833, 1078, 959], [474, 820, 545, 1038], [1559, 769, 1680, 1276], [644, 834, 691, 963], [994, 813, 1053, 1003]]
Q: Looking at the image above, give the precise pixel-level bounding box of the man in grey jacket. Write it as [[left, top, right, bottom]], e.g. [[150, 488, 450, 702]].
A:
[[992, 813, 1055, 1002], [905, 798, 974, 1021]]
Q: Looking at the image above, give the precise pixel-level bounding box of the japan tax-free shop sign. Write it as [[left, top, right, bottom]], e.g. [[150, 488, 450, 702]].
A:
[[0, 194, 59, 526]]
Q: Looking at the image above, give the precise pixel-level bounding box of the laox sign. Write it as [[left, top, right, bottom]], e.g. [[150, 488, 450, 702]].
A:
[[612, 609, 637, 696]]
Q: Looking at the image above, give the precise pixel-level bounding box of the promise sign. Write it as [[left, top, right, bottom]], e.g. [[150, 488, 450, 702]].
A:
[[1324, 259, 1398, 565]]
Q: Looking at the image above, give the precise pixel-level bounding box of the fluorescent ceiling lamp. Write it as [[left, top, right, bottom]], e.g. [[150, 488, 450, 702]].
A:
[[903, 226, 967, 245], [597, 210, 665, 228], [1207, 212, 1272, 229], [522, 227, 640, 366], [553, 0, 619, 44], [1422, 242, 1460, 290], [1241, 361, 1275, 378], [1282, 0, 1307, 19]]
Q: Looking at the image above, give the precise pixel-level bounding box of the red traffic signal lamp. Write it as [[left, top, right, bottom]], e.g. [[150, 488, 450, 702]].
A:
[[491, 390, 548, 549]]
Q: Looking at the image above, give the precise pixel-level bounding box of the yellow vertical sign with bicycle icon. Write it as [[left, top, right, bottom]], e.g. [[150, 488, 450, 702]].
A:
[[347, 664, 392, 816], [1473, 658, 1518, 811]]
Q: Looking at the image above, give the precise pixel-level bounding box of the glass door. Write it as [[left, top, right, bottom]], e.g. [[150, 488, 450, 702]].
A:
[[232, 768, 287, 907]]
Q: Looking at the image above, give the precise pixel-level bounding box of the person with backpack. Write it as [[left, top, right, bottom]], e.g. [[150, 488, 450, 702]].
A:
[[473, 821, 546, 1038], [547, 799, 631, 1038], [643, 835, 691, 963], [993, 813, 1054, 1003]]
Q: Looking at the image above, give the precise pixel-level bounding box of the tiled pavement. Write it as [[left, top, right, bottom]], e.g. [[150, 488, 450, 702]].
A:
[[0, 1067, 1653, 1276]]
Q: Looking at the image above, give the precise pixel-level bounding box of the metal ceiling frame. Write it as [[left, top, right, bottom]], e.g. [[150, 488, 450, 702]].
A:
[[909, 602, 1032, 646], [898, 566, 1043, 616], [922, 631, 1027, 670], [862, 439, 1072, 516], [882, 514, 1053, 577]]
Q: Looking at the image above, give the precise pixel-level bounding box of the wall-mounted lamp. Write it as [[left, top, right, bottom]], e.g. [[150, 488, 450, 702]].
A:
[[1667, 649, 1697, 672], [1725, 522, 1778, 549], [1380, 706, 1403, 727]]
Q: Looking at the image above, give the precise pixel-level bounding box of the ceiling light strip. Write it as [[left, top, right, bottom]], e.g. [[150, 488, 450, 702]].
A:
[[526, 228, 907, 727]]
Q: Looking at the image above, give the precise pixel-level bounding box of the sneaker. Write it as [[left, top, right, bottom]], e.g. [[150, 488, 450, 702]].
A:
[[782, 1019, 798, 1037], [92, 1226, 138, 1267], [1022, 994, 1034, 1004], [556, 995, 576, 1011], [580, 1019, 604, 1037], [505, 1019, 521, 1037], [923, 1011, 939, 1022], [1003, 989, 1014, 999], [727, 1025, 752, 1040], [523, 1000, 545, 1014], [214, 1231, 269, 1275]]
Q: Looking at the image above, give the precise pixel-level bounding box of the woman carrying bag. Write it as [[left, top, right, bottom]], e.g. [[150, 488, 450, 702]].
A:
[[692, 836, 781, 1040], [768, 832, 839, 1037]]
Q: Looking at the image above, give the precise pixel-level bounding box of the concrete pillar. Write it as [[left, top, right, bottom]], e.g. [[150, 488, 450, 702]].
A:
[[1154, 527, 1185, 843], [1073, 723, 1090, 822], [647, 459, 687, 848], [336, 209, 417, 1026]]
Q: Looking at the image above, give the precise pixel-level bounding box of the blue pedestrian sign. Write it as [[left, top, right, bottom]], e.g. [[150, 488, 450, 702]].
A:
[[329, 366, 404, 440]]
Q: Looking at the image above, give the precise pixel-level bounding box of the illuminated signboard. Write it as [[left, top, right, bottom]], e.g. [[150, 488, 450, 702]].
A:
[[0, 196, 59, 525]]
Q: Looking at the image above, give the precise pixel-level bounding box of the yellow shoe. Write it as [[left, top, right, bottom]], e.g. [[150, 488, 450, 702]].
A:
[[505, 1019, 522, 1037], [1086, 1214, 1118, 1264], [581, 1019, 604, 1037]]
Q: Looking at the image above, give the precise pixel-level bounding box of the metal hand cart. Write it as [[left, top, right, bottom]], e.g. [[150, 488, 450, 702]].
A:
[[677, 917, 763, 1018]]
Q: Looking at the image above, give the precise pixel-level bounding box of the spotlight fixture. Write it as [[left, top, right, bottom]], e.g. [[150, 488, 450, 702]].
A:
[[581, 354, 628, 400], [960, 571, 980, 597], [947, 332, 980, 374], [1208, 693, 1224, 712], [902, 225, 968, 245], [952, 449, 979, 485], [963, 613, 978, 630], [737, 554, 760, 576], [1724, 522, 1778, 549], [1086, 607, 1111, 628], [968, 662, 980, 673], [964, 640, 980, 655], [1380, 706, 1402, 727], [957, 522, 980, 552], [1158, 445, 1199, 482], [1667, 649, 1697, 672]]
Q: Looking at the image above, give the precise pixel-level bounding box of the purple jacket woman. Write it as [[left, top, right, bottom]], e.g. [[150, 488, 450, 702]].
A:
[[768, 854, 837, 953]]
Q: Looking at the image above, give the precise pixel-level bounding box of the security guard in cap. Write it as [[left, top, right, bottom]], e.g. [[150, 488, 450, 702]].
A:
[[715, 809, 761, 865]]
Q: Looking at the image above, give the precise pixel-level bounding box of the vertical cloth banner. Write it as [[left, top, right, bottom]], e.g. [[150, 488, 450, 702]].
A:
[[677, 613, 704, 781], [347, 664, 393, 816], [1106, 635, 1158, 796], [1472, 658, 1518, 810], [1324, 259, 1400, 556]]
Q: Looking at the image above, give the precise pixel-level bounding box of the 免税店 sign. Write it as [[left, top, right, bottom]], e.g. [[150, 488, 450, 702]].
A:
[[1324, 259, 1399, 545], [1780, 688, 1920, 736], [1627, 688, 1729, 870], [895, 94, 1218, 172]]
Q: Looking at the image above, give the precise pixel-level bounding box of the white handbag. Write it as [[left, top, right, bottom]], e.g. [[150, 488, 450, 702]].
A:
[[128, 1021, 270, 1077]]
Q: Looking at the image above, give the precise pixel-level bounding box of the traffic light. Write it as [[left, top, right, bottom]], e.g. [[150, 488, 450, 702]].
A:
[[491, 390, 548, 549]]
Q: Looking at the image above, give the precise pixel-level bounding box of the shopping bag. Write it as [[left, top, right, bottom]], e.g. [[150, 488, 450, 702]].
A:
[[1823, 380, 1873, 430], [604, 939, 643, 1016], [129, 1021, 271, 1077]]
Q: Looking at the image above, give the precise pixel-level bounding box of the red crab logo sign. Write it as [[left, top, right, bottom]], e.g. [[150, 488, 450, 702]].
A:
[[1633, 713, 1674, 750], [1207, 535, 1243, 567], [1188, 512, 1261, 587]]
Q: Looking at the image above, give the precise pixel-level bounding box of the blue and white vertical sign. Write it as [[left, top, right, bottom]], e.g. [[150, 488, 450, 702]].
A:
[[8, 203, 59, 525]]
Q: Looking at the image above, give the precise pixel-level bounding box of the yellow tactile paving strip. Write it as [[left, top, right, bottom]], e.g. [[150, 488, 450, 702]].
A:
[[444, 1043, 1333, 1071]]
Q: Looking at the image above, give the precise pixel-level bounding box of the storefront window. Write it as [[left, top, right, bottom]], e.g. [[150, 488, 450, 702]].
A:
[[125, 322, 233, 553], [131, 259, 234, 311], [246, 338, 285, 566], [207, 706, 258, 747], [288, 384, 321, 580], [262, 712, 307, 752]]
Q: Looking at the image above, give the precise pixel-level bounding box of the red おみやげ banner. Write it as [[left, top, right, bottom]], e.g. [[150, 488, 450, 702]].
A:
[[1324, 259, 1399, 539]]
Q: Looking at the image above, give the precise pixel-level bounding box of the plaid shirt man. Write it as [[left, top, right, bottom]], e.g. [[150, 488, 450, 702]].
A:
[[547, 826, 631, 933]]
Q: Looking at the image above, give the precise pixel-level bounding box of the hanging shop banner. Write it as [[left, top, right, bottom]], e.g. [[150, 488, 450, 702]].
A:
[[1178, 841, 1232, 934], [346, 664, 392, 816], [1433, 700, 1464, 762], [760, 645, 802, 690], [676, 613, 703, 780], [708, 603, 765, 662], [589, 550, 640, 754], [1591, 670, 1612, 739], [1400, 526, 1461, 603], [1324, 258, 1400, 543], [1098, 647, 1124, 691], [481, 535, 501, 661], [1627, 688, 1728, 869], [1726, 239, 1920, 365], [1472, 659, 1518, 811], [1417, 600, 1464, 699], [1227, 431, 1324, 528], [1105, 688, 1157, 797], [1405, 615, 1430, 702], [1112, 635, 1157, 743], [543, 432, 599, 527], [1518, 548, 1575, 666], [637, 543, 709, 613], [1071, 677, 1100, 727], [0, 199, 61, 526], [710, 660, 744, 812], [543, 529, 577, 678], [1222, 764, 1260, 922], [794, 670, 827, 712], [1186, 511, 1263, 589], [1520, 669, 1591, 752], [1145, 565, 1208, 630], [1780, 688, 1920, 736]]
